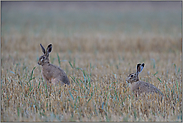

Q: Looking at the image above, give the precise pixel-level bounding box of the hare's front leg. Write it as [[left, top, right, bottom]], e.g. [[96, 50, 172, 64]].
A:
[[41, 74, 51, 84]]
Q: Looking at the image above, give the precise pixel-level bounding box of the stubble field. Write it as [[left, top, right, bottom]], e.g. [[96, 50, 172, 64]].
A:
[[1, 2, 182, 122]]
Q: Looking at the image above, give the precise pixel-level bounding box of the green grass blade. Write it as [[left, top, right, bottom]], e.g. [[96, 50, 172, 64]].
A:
[[17, 107, 20, 117], [74, 96, 78, 109], [10, 71, 15, 74], [29, 67, 36, 81], [151, 59, 156, 69], [174, 63, 177, 75], [176, 79, 179, 101], [69, 61, 73, 68], [69, 90, 74, 100], [157, 77, 162, 83], [153, 71, 158, 76], [79, 79, 88, 90], [86, 92, 93, 105], [114, 90, 119, 101], [57, 53, 61, 67]]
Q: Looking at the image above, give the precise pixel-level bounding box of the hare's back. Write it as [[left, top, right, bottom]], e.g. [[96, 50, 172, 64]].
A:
[[134, 81, 162, 95]]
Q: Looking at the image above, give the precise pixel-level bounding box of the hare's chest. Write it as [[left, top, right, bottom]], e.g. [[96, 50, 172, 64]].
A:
[[129, 82, 139, 92], [42, 67, 53, 80], [41, 67, 61, 85]]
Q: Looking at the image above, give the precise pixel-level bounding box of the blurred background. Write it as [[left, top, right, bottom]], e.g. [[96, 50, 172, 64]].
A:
[[2, 1, 181, 36]]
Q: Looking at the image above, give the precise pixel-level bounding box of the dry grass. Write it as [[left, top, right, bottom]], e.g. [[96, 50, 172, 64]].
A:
[[1, 2, 182, 122], [1, 32, 182, 121]]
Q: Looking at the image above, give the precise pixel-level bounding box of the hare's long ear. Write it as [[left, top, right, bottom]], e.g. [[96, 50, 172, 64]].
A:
[[40, 44, 46, 54], [45, 44, 52, 56], [137, 63, 145, 75]]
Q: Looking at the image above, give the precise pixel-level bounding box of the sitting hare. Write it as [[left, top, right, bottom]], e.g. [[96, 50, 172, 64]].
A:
[[126, 63, 163, 96], [38, 44, 70, 85]]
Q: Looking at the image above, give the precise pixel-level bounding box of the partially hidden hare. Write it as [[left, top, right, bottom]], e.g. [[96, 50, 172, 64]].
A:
[[126, 63, 163, 96], [38, 44, 70, 85]]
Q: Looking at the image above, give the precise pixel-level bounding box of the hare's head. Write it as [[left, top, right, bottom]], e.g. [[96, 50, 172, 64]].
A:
[[126, 63, 145, 84], [38, 44, 52, 66]]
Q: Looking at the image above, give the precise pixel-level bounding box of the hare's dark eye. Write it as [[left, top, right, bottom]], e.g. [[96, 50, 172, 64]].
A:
[[131, 75, 133, 77], [42, 56, 45, 59]]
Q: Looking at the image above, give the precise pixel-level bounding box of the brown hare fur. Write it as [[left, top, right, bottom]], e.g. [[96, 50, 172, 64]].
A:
[[38, 44, 70, 85], [126, 63, 163, 96]]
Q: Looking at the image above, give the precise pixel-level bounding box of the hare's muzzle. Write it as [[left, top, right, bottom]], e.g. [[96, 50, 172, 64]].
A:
[[126, 77, 130, 83], [38, 61, 41, 65]]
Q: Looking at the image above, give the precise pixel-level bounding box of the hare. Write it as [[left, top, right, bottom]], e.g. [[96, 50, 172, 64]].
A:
[[126, 63, 163, 96], [38, 44, 70, 85]]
